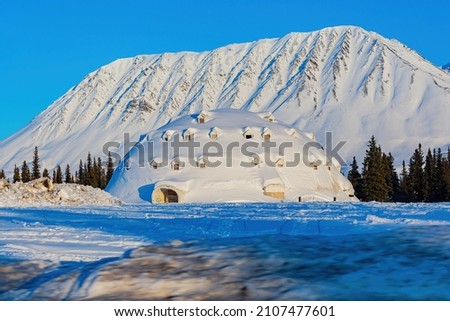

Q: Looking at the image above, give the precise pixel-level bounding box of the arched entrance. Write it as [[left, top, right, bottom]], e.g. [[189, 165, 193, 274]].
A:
[[164, 189, 178, 203], [152, 187, 179, 203]]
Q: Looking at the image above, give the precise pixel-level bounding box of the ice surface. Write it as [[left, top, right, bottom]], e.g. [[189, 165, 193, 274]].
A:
[[1, 202, 450, 300]]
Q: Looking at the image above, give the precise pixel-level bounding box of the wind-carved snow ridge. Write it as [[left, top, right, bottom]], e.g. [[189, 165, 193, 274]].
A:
[[1, 26, 450, 173]]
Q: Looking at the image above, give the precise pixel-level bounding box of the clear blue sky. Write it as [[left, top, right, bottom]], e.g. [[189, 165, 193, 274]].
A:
[[0, 0, 449, 141]]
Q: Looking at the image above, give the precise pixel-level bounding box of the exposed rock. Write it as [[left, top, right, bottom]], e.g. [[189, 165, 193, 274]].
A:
[[0, 179, 10, 190], [0, 180, 121, 207], [30, 177, 54, 192]]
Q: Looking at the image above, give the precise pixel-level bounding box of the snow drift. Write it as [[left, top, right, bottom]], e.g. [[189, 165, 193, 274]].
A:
[[0, 178, 121, 207]]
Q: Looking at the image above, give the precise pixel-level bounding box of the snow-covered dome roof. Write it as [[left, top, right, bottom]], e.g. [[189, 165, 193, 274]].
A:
[[106, 109, 356, 203]]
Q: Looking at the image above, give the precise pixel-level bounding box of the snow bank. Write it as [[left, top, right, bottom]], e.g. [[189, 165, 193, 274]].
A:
[[1, 202, 450, 300], [3, 226, 450, 300], [0, 178, 121, 207]]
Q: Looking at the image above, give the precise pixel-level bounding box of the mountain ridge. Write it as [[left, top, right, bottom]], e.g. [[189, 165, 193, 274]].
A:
[[1, 26, 449, 173]]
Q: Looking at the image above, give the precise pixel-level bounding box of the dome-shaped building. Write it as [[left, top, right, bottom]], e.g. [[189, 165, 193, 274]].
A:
[[106, 109, 357, 203]]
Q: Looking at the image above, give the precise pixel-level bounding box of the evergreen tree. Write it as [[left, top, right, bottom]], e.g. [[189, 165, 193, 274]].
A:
[[382, 153, 399, 201], [442, 148, 450, 201], [361, 136, 389, 201], [13, 165, 21, 183], [433, 148, 446, 202], [42, 168, 50, 178], [106, 152, 115, 185], [97, 157, 105, 189], [78, 160, 84, 184], [347, 156, 363, 199], [31, 146, 41, 180], [423, 149, 435, 202], [52, 170, 56, 184], [87, 153, 93, 185], [0, 169, 5, 180], [83, 163, 88, 185], [398, 160, 412, 202], [55, 165, 63, 184], [21, 161, 31, 183], [65, 164, 72, 184], [91, 157, 99, 188], [408, 144, 425, 202]]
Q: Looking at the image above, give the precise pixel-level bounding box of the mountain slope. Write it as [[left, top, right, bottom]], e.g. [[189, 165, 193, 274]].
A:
[[1, 26, 450, 172]]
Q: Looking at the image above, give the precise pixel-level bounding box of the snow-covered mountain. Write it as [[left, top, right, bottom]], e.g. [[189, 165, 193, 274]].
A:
[[1, 26, 450, 173]]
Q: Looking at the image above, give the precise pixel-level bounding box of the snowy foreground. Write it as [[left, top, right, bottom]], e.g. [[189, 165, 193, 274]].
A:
[[1, 202, 450, 300]]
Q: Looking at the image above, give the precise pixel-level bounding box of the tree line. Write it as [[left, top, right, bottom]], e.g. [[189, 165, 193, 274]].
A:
[[0, 147, 115, 190], [1, 141, 450, 202], [348, 136, 450, 202]]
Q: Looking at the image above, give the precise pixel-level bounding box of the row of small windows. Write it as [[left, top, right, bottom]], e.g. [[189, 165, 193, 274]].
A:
[[150, 158, 332, 171], [161, 127, 295, 142], [151, 157, 277, 170]]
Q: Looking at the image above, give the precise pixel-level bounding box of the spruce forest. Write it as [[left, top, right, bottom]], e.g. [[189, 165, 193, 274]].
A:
[[0, 147, 115, 190], [348, 136, 450, 202], [1, 138, 450, 202]]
